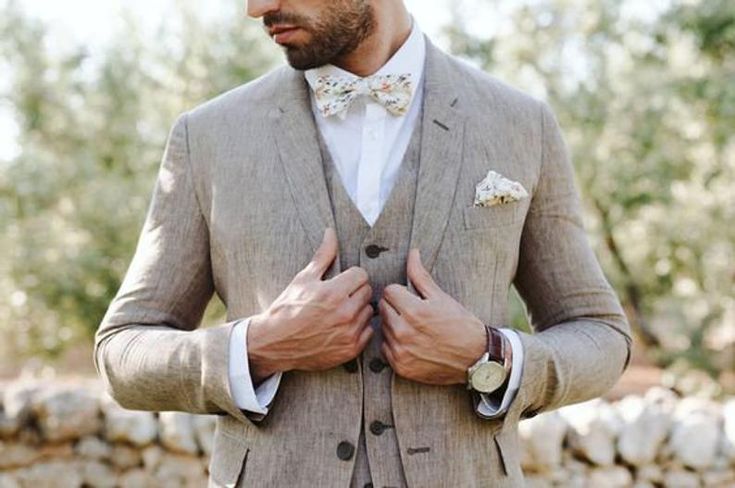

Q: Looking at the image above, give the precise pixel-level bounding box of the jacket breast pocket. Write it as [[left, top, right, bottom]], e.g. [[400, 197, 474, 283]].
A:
[[462, 202, 524, 231], [208, 429, 249, 488]]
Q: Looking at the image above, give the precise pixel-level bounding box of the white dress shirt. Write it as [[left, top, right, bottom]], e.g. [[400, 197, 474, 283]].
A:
[[228, 15, 523, 418]]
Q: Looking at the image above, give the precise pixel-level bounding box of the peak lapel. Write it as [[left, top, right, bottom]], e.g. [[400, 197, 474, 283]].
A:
[[407, 36, 467, 296], [273, 67, 341, 278]]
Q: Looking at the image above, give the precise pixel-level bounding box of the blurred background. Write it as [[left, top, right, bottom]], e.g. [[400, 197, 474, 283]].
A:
[[1, 0, 732, 396]]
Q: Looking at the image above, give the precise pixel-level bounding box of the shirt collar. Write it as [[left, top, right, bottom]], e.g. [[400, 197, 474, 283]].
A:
[[303, 14, 426, 112]]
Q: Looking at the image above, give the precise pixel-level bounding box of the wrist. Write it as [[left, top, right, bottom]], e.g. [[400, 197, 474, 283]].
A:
[[465, 325, 511, 394], [465, 318, 489, 368], [247, 313, 283, 381]]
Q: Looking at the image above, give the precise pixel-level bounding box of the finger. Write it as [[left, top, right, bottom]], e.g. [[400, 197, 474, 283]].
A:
[[345, 281, 373, 313], [328, 265, 370, 297], [356, 303, 374, 328], [381, 341, 399, 372], [349, 303, 374, 336], [354, 321, 374, 353], [301, 227, 338, 280], [406, 247, 442, 300], [379, 298, 408, 345], [382, 283, 422, 315]]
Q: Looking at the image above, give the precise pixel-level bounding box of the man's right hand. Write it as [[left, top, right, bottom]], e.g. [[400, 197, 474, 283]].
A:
[[247, 227, 374, 384]]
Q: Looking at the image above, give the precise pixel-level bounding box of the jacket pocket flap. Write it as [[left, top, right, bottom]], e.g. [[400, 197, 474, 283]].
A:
[[208, 430, 249, 487]]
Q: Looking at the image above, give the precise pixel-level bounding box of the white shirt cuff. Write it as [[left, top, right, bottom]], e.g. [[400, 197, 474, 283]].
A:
[[228, 316, 282, 415], [476, 328, 524, 418]]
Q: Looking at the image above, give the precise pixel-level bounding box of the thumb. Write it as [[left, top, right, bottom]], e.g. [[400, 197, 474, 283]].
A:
[[407, 247, 440, 299], [303, 227, 338, 279]]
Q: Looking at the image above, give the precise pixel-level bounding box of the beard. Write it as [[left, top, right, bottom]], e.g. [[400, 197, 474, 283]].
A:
[[263, 1, 377, 70]]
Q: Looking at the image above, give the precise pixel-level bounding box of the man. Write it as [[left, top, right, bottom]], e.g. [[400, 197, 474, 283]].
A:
[[93, 0, 633, 486]]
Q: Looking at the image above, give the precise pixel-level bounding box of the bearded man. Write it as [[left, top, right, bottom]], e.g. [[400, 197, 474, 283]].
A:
[[93, 1, 633, 486]]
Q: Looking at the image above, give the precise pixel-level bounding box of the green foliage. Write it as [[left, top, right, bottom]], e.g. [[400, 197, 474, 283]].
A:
[[1, 0, 732, 382], [0, 0, 277, 357], [449, 0, 734, 378]]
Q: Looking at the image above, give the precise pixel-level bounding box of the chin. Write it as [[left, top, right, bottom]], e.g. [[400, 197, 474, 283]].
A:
[[284, 50, 326, 71]]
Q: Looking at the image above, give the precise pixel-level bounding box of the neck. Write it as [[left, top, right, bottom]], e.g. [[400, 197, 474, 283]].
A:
[[331, 4, 412, 77]]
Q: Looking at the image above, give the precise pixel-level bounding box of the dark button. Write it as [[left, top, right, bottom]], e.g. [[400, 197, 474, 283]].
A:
[[342, 358, 358, 373], [369, 357, 387, 373], [369, 420, 390, 436], [336, 440, 355, 460], [365, 244, 388, 258], [370, 299, 379, 316]]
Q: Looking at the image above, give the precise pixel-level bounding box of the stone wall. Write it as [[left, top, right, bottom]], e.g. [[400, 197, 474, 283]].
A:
[[0, 380, 733, 487]]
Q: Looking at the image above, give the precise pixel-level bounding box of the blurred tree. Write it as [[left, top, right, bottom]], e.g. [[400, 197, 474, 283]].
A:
[[0, 0, 278, 360], [1, 0, 732, 387], [446, 0, 734, 380]]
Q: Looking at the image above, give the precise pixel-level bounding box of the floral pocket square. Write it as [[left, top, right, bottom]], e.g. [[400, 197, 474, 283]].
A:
[[473, 170, 528, 207]]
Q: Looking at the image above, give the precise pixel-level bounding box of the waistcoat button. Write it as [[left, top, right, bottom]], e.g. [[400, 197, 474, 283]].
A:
[[336, 441, 355, 460], [369, 420, 388, 436], [369, 357, 387, 373], [365, 244, 388, 258], [342, 358, 358, 373]]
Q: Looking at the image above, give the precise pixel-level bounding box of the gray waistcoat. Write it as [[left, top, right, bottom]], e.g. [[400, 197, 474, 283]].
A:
[[316, 109, 424, 488]]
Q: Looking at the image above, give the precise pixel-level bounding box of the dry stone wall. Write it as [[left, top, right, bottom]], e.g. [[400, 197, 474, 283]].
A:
[[0, 380, 733, 487]]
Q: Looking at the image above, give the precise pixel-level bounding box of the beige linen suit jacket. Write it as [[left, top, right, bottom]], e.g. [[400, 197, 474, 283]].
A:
[[93, 35, 632, 487]]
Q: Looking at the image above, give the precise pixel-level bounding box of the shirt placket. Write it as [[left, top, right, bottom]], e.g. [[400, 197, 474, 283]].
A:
[[357, 98, 387, 226]]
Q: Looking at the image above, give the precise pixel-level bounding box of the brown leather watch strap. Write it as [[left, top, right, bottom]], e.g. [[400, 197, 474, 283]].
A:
[[485, 325, 512, 371]]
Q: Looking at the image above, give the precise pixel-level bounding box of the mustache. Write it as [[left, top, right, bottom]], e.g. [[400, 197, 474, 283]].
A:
[[263, 11, 310, 29]]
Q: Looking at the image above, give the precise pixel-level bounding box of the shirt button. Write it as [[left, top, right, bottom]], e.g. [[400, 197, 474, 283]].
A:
[[365, 244, 387, 258], [336, 440, 355, 460], [370, 299, 379, 317], [369, 357, 387, 373]]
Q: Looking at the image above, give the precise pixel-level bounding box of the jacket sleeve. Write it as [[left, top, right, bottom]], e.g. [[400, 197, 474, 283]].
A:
[[92, 112, 257, 426], [508, 101, 633, 422]]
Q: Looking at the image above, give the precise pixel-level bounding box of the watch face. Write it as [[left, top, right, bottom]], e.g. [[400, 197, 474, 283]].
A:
[[470, 362, 507, 393]]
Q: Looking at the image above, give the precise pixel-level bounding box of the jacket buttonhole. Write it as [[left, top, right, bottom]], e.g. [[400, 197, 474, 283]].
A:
[[406, 446, 431, 455]]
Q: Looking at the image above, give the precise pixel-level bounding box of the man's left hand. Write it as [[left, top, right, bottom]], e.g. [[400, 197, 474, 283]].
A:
[[379, 248, 487, 385]]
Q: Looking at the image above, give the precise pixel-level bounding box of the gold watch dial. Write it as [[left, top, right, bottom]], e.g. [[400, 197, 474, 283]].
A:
[[470, 362, 507, 393]]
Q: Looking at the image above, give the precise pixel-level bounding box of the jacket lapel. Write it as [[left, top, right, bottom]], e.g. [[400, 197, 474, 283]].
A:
[[273, 68, 341, 279], [407, 36, 467, 295]]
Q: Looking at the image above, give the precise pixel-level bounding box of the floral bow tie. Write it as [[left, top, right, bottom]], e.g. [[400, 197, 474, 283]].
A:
[[312, 73, 414, 119]]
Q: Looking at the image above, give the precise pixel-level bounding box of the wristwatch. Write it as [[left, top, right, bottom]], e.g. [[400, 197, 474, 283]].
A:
[[466, 325, 511, 394]]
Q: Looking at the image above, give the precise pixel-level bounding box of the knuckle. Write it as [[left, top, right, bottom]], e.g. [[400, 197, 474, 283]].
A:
[[334, 306, 352, 324], [350, 340, 363, 357], [321, 286, 342, 305], [392, 343, 406, 362], [394, 325, 410, 342], [408, 306, 424, 323], [363, 282, 373, 297], [294, 266, 309, 281], [312, 283, 329, 299], [352, 266, 369, 282]]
